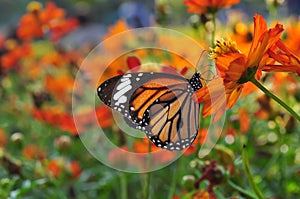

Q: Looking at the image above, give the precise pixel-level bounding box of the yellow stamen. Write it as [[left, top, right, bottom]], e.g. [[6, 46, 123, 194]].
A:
[[210, 39, 240, 59], [27, 1, 42, 13]]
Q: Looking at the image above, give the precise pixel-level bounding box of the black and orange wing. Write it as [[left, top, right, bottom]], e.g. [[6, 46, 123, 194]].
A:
[[97, 72, 203, 150]]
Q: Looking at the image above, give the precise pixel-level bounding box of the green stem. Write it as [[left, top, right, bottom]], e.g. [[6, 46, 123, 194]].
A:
[[120, 173, 128, 199], [242, 145, 264, 199], [143, 140, 152, 199], [211, 11, 216, 48], [250, 77, 300, 121], [167, 162, 178, 199], [227, 180, 257, 199]]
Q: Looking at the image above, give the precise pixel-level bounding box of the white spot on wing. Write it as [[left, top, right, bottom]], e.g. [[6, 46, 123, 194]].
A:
[[113, 85, 132, 101], [121, 77, 129, 82], [116, 80, 131, 90], [115, 95, 127, 105]]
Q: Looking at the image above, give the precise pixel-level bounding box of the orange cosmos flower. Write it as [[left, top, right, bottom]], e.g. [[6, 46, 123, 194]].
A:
[[195, 14, 300, 120], [184, 0, 240, 14], [17, 1, 78, 41]]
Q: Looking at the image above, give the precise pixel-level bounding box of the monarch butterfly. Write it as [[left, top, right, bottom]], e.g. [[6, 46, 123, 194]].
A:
[[97, 71, 203, 151]]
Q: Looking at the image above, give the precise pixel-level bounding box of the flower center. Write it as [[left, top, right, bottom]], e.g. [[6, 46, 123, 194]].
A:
[[210, 39, 240, 59]]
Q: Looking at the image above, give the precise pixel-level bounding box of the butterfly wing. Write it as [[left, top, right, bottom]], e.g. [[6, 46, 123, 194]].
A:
[[97, 72, 202, 151]]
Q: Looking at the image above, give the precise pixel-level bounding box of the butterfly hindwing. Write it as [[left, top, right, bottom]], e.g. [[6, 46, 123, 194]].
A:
[[97, 72, 202, 151]]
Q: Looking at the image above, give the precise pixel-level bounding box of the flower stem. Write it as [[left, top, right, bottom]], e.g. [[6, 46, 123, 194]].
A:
[[250, 77, 300, 121], [143, 140, 152, 199], [120, 173, 128, 199], [167, 162, 178, 199], [242, 144, 264, 199], [211, 11, 216, 48]]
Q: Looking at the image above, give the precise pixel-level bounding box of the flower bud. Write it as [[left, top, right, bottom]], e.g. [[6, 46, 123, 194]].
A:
[[10, 132, 23, 148], [182, 175, 196, 191], [54, 135, 71, 151]]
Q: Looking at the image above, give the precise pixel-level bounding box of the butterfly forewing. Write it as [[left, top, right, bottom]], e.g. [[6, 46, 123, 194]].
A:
[[97, 72, 202, 151]]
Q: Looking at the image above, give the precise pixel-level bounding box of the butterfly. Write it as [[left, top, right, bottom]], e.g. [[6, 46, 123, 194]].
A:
[[97, 71, 203, 151]]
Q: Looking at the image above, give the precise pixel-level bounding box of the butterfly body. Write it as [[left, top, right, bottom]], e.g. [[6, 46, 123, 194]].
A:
[[97, 72, 202, 151]]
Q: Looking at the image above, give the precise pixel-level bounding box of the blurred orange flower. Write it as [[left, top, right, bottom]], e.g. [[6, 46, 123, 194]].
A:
[[68, 161, 82, 178], [103, 19, 131, 40], [196, 14, 300, 120], [184, 0, 240, 14], [102, 19, 132, 53], [133, 138, 175, 164], [133, 138, 160, 153], [284, 19, 300, 55], [238, 108, 250, 133], [17, 1, 78, 41], [32, 107, 77, 135], [23, 144, 47, 160], [47, 159, 63, 178], [75, 105, 114, 133], [45, 74, 74, 104], [33, 105, 113, 135], [0, 128, 7, 148], [184, 128, 207, 155], [1, 41, 32, 73]]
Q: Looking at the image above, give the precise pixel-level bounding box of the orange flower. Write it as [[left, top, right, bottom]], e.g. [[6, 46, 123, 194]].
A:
[[103, 19, 130, 39], [1, 41, 32, 72], [133, 138, 175, 164], [184, 0, 240, 14], [184, 128, 207, 156], [133, 138, 160, 153], [68, 161, 82, 178], [0, 128, 7, 148], [32, 107, 78, 135], [283, 19, 300, 54], [23, 144, 47, 160], [238, 108, 250, 133], [195, 14, 300, 120], [75, 105, 114, 133], [47, 159, 81, 178], [17, 1, 78, 41], [264, 40, 300, 76], [102, 19, 132, 53], [47, 159, 63, 178], [45, 74, 74, 104]]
